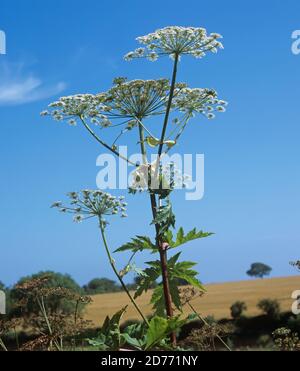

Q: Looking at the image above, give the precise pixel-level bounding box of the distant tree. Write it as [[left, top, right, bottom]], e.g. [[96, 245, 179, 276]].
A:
[[230, 301, 247, 319], [257, 299, 281, 319], [84, 278, 121, 294], [247, 263, 272, 279], [10, 271, 83, 316], [290, 261, 300, 272]]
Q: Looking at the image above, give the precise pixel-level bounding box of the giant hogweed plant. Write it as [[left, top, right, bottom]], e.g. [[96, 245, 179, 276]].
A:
[[44, 26, 227, 347]]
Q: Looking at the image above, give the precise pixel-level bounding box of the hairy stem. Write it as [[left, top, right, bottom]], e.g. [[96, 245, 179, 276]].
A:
[[149, 55, 179, 347], [99, 218, 149, 326], [150, 193, 176, 347]]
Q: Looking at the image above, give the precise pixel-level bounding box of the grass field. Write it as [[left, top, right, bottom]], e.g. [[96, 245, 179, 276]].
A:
[[84, 275, 300, 326]]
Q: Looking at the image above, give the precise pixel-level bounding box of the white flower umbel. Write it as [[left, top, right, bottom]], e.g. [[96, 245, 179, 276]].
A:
[[42, 79, 187, 130], [124, 26, 223, 61], [51, 190, 127, 226], [173, 88, 228, 118]]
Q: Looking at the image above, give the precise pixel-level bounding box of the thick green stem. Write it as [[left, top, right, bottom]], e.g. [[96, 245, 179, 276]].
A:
[[149, 55, 179, 347], [99, 218, 149, 326], [138, 123, 147, 165], [157, 54, 179, 158]]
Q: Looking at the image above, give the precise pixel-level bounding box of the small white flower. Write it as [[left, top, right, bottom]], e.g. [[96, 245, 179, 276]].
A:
[[73, 215, 83, 223], [206, 113, 215, 119], [51, 201, 62, 208], [68, 119, 77, 126], [125, 26, 224, 61], [147, 52, 158, 61]]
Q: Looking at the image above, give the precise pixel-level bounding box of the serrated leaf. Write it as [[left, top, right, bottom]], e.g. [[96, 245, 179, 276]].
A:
[[134, 266, 160, 299], [145, 316, 169, 350], [121, 333, 144, 350], [151, 201, 176, 236], [172, 262, 205, 291], [145, 260, 161, 269], [167, 252, 181, 267], [167, 227, 214, 249], [89, 307, 127, 350], [114, 236, 156, 253], [151, 285, 165, 316], [169, 280, 182, 311]]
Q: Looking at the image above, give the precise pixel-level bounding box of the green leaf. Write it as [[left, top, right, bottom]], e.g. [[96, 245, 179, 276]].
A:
[[134, 266, 160, 299], [87, 334, 108, 350], [166, 227, 214, 249], [172, 262, 205, 291], [151, 285, 166, 316], [167, 252, 181, 267], [114, 236, 156, 253], [146, 136, 160, 147], [145, 316, 169, 350], [149, 254, 182, 314], [144, 316, 189, 350], [169, 280, 182, 311], [102, 306, 127, 335], [151, 201, 176, 236], [121, 333, 144, 350], [89, 306, 127, 350]]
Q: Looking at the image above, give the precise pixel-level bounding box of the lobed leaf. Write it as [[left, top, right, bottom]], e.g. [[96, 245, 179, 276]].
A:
[[166, 227, 214, 249], [114, 236, 156, 253]]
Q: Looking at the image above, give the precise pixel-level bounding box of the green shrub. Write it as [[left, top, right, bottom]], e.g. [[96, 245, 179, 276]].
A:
[[83, 278, 121, 294], [10, 271, 84, 316], [256, 334, 273, 348], [257, 299, 280, 319], [230, 301, 247, 319], [287, 315, 300, 333]]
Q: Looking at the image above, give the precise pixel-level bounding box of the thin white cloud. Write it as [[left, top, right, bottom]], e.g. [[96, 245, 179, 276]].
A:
[[0, 62, 66, 106]]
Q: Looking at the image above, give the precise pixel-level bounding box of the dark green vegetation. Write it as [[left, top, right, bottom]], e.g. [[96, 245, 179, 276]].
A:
[[247, 263, 272, 279], [1, 272, 300, 351]]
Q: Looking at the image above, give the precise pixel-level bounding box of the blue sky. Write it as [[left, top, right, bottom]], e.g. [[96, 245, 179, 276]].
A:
[[0, 0, 299, 287]]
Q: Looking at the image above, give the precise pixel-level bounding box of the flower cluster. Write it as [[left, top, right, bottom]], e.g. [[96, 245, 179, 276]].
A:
[[42, 78, 188, 131], [124, 26, 223, 61], [172, 88, 228, 119], [129, 161, 190, 192], [51, 190, 127, 225], [102, 78, 174, 122], [41, 78, 186, 129], [40, 94, 101, 126]]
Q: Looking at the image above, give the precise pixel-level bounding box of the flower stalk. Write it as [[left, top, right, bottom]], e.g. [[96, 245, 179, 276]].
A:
[[98, 217, 149, 326]]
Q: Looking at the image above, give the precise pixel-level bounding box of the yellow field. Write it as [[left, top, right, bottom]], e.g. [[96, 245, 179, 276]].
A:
[[84, 276, 300, 326]]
